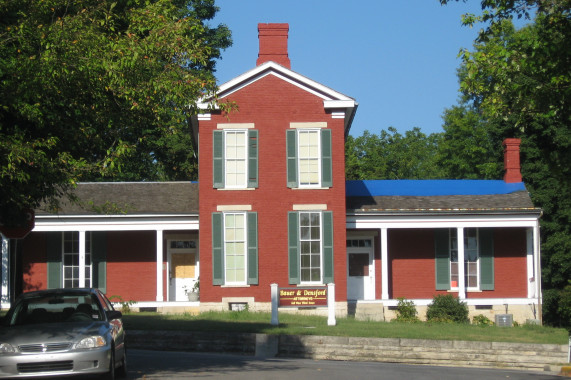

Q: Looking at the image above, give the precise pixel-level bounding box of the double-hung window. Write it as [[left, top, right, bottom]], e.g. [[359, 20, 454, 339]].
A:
[[63, 231, 92, 288], [286, 127, 332, 188], [288, 211, 334, 284], [47, 232, 107, 291], [224, 213, 247, 284], [212, 211, 258, 286], [449, 229, 479, 289], [435, 228, 494, 291], [213, 128, 258, 189]]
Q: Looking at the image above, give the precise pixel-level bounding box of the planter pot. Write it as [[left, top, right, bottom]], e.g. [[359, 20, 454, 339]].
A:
[[187, 292, 199, 301]]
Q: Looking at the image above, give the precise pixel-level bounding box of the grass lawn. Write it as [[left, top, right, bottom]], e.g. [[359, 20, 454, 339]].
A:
[[122, 311, 570, 345]]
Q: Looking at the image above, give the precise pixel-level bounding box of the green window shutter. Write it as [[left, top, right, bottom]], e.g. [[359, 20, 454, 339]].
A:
[[91, 231, 107, 293], [247, 212, 258, 285], [479, 228, 494, 290], [287, 212, 300, 284], [46, 232, 62, 289], [321, 129, 332, 188], [286, 129, 298, 188], [434, 229, 451, 290], [322, 211, 334, 284], [248, 130, 259, 188], [212, 212, 224, 285], [213, 130, 224, 188]]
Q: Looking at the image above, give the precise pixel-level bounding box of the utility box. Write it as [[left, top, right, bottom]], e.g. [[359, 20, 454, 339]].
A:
[[495, 314, 513, 327]]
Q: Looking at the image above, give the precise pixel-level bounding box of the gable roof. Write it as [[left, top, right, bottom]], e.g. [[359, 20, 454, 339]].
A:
[[197, 61, 358, 134], [346, 180, 540, 215], [36, 182, 199, 216]]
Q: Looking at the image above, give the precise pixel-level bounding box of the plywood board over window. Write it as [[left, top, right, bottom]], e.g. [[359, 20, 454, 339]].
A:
[[172, 253, 196, 279]]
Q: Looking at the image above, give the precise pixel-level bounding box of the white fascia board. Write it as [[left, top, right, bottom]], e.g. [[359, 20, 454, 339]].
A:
[[346, 213, 539, 230], [201, 62, 355, 105], [33, 215, 198, 232], [323, 100, 357, 109]]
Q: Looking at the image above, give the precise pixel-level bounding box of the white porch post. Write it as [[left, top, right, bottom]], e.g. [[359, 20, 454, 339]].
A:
[[526, 228, 535, 298], [327, 283, 336, 326], [381, 228, 389, 300], [1, 236, 10, 308], [156, 230, 164, 302], [533, 224, 542, 322], [457, 227, 466, 299], [270, 283, 279, 326], [78, 231, 86, 287]]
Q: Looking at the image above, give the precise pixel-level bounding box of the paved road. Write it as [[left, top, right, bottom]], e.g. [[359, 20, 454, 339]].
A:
[[128, 349, 563, 380]]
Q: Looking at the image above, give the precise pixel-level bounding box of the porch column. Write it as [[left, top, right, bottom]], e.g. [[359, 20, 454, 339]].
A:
[[526, 228, 535, 298], [1, 236, 9, 308], [156, 229, 164, 302], [533, 224, 542, 322], [380, 228, 389, 300], [457, 227, 466, 299], [79, 231, 86, 287]]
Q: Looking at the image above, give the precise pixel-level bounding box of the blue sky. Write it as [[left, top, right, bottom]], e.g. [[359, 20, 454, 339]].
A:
[[210, 0, 485, 137]]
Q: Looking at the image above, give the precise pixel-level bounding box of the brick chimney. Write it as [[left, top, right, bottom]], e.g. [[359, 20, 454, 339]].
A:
[[503, 138, 522, 183], [257, 23, 291, 68]]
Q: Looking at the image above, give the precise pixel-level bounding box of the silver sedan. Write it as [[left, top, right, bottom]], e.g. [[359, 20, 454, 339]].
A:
[[0, 288, 126, 379]]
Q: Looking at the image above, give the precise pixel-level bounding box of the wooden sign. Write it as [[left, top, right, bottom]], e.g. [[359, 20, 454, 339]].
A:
[[278, 287, 327, 308]]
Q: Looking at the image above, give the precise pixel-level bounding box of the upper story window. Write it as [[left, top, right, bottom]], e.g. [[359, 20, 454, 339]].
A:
[[298, 130, 320, 186], [287, 126, 332, 189], [225, 131, 247, 188], [213, 127, 258, 190]]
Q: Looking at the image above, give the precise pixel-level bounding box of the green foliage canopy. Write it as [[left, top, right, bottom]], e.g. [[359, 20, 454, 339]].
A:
[[441, 0, 571, 328], [0, 0, 231, 225], [345, 127, 444, 180]]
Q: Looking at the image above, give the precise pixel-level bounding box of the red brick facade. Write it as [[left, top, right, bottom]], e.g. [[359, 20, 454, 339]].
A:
[[198, 71, 348, 303]]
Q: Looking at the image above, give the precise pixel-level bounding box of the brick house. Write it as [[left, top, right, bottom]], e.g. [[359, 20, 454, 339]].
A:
[[1, 24, 542, 323]]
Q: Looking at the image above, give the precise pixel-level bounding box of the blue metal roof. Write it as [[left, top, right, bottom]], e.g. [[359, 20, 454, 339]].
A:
[[346, 180, 526, 197]]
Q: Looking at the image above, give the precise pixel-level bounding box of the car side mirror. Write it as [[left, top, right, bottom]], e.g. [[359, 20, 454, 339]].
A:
[[106, 310, 123, 320]]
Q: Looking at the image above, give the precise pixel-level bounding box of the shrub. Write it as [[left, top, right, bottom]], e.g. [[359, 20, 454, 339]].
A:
[[395, 298, 420, 322], [472, 314, 494, 326], [426, 294, 469, 323], [109, 295, 136, 314]]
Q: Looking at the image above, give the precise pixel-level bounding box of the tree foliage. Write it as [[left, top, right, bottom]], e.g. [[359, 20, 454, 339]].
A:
[[438, 105, 503, 179], [345, 127, 444, 180], [441, 0, 571, 328], [0, 0, 231, 225]]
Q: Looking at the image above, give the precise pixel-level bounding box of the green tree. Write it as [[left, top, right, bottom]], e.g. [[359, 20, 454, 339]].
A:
[[441, 0, 571, 328], [438, 105, 503, 179], [346, 127, 444, 180], [0, 0, 231, 225]]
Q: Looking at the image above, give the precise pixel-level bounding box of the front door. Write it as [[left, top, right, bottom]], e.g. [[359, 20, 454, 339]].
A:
[[347, 239, 374, 301], [168, 240, 198, 301]]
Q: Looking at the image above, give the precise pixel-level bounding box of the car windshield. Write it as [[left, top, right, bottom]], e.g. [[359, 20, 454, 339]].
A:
[[7, 293, 104, 326]]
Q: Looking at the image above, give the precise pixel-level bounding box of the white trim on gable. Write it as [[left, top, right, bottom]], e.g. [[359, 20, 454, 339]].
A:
[[197, 62, 358, 132], [217, 62, 355, 102]]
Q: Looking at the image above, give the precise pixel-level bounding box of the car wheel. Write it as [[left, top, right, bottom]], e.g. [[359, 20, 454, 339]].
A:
[[116, 348, 127, 378]]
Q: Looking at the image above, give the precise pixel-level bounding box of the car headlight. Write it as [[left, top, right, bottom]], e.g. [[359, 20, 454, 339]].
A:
[[0, 343, 15, 354], [76, 336, 107, 349]]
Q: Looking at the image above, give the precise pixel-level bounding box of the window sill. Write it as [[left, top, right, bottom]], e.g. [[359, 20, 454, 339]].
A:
[[293, 187, 330, 190], [216, 187, 256, 191], [221, 285, 251, 288], [448, 289, 482, 293]]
